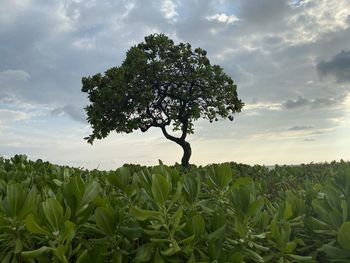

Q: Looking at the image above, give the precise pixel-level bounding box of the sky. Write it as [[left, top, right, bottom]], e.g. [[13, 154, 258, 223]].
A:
[[1, 0, 350, 170]]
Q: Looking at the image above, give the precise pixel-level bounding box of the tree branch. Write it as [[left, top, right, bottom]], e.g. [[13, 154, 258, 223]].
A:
[[161, 126, 181, 144]]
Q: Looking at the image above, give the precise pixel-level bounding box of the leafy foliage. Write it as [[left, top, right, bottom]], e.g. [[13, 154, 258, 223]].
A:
[[1, 155, 350, 262]]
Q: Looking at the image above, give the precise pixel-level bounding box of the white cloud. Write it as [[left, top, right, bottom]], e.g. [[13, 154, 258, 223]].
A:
[[285, 0, 350, 44], [244, 102, 282, 112], [161, 0, 178, 21], [72, 37, 96, 50], [0, 109, 31, 122], [206, 13, 239, 24]]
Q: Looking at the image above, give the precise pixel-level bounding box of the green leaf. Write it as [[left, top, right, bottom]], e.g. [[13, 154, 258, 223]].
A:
[[151, 174, 169, 206], [341, 200, 348, 223], [172, 206, 183, 228], [247, 197, 264, 218], [18, 187, 38, 220], [215, 163, 233, 189], [283, 201, 293, 221], [108, 167, 131, 192], [245, 248, 264, 263], [61, 221, 75, 244], [287, 254, 313, 261], [95, 206, 116, 234], [284, 241, 297, 254], [42, 198, 64, 231], [130, 206, 162, 221], [25, 214, 50, 236], [208, 224, 226, 241], [209, 163, 232, 190], [320, 244, 350, 259], [135, 243, 153, 262], [324, 186, 341, 210], [21, 246, 54, 258], [14, 239, 23, 254], [76, 250, 88, 263], [80, 181, 99, 208], [184, 175, 200, 204], [160, 246, 178, 257], [3, 183, 25, 217], [338, 221, 350, 251], [192, 214, 205, 237], [152, 250, 164, 263]]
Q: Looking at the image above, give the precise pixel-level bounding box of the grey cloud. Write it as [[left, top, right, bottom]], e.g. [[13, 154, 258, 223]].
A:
[[0, 70, 30, 82], [283, 96, 340, 110], [52, 105, 86, 123], [288, 126, 313, 131], [304, 138, 315, 142], [317, 50, 350, 82], [237, 0, 293, 31]]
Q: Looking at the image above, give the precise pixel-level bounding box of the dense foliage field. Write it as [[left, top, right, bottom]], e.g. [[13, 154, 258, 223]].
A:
[[1, 155, 350, 262]]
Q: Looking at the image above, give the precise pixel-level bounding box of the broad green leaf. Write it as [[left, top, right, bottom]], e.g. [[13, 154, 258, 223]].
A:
[[42, 198, 64, 231], [172, 206, 183, 228], [76, 250, 88, 263], [119, 225, 143, 239], [80, 181, 99, 208], [135, 243, 153, 262], [283, 201, 293, 221], [151, 174, 169, 205], [14, 239, 23, 254], [284, 241, 297, 254], [320, 244, 350, 259], [247, 197, 264, 218], [287, 254, 313, 261], [192, 214, 205, 237], [338, 221, 350, 251], [61, 221, 75, 244], [21, 246, 54, 258], [245, 248, 264, 263], [208, 224, 226, 241], [108, 166, 131, 192], [3, 183, 25, 217], [324, 186, 341, 210], [160, 246, 179, 256], [130, 206, 162, 221], [187, 253, 196, 263], [18, 187, 38, 220], [341, 200, 348, 223], [215, 163, 233, 189], [95, 206, 116, 234], [153, 251, 164, 263], [184, 175, 200, 204], [230, 252, 243, 263], [25, 214, 50, 236]]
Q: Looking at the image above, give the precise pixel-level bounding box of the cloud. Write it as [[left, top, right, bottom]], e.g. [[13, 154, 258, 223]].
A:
[[288, 125, 313, 131], [304, 138, 315, 142], [283, 96, 340, 110], [317, 50, 350, 82], [1, 0, 350, 167], [0, 69, 30, 82], [238, 0, 292, 29], [161, 0, 178, 21], [0, 109, 30, 122], [52, 104, 86, 123], [206, 13, 239, 24]]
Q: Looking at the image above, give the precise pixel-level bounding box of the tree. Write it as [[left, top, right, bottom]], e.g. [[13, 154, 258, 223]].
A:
[[82, 34, 243, 167]]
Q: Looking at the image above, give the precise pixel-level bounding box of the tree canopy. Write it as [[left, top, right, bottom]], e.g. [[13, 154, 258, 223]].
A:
[[82, 34, 243, 167]]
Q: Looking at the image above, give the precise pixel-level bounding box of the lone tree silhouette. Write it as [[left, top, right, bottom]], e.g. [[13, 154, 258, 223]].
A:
[[82, 34, 243, 167]]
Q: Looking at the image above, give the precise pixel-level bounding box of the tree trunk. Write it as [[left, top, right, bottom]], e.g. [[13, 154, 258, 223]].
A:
[[180, 140, 191, 168], [160, 126, 191, 168]]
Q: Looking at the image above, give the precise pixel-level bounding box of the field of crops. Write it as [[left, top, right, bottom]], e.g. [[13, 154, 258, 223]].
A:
[[1, 155, 350, 262]]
